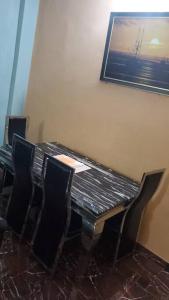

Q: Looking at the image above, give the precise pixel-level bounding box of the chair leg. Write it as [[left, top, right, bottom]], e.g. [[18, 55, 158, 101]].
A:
[[0, 167, 6, 194], [20, 185, 42, 241], [117, 205, 144, 259], [0, 231, 4, 248], [112, 210, 129, 268], [0, 217, 10, 248]]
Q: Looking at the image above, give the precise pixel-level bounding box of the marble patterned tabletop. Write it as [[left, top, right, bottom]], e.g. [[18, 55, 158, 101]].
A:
[[0, 142, 140, 217], [33, 142, 140, 217]]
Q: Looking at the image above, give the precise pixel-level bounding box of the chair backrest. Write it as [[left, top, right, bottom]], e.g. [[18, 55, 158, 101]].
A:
[[5, 116, 28, 146], [125, 169, 165, 241], [6, 134, 35, 235], [132, 169, 165, 209], [32, 154, 74, 273]]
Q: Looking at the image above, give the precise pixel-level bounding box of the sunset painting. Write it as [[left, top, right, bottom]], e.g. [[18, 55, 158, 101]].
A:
[[100, 13, 169, 95]]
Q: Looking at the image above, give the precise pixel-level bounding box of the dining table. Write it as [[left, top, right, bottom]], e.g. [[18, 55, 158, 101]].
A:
[[0, 141, 140, 252]]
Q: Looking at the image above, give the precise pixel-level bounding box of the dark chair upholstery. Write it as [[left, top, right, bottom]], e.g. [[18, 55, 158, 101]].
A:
[[5, 134, 35, 236], [5, 115, 27, 146], [103, 169, 165, 265], [0, 116, 28, 194], [32, 155, 74, 274], [0, 166, 13, 195], [0, 149, 13, 194]]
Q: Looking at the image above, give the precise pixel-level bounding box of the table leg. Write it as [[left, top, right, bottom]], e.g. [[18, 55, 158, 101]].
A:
[[76, 218, 105, 278], [81, 218, 105, 251], [69, 218, 105, 300]]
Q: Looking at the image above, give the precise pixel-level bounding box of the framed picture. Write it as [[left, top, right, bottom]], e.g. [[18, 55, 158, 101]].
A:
[[100, 12, 169, 95]]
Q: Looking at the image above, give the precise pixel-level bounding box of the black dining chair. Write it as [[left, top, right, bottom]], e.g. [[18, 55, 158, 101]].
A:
[[32, 154, 79, 274], [5, 134, 36, 236], [0, 116, 28, 194], [4, 115, 28, 146], [102, 169, 165, 265]]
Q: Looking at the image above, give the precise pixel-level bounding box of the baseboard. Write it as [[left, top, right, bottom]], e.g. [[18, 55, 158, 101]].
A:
[[136, 242, 169, 271]]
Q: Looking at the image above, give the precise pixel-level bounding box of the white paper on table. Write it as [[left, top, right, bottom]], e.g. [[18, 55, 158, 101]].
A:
[[53, 154, 91, 173]]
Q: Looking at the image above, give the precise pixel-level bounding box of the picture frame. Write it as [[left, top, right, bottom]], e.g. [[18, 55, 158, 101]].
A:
[[100, 12, 169, 95]]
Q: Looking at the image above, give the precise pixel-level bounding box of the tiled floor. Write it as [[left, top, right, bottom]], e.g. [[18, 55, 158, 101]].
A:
[[0, 192, 168, 299], [0, 231, 168, 300]]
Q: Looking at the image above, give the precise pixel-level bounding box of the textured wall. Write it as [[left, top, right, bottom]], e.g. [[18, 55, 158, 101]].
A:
[[0, 0, 39, 144], [25, 0, 169, 261], [0, 1, 20, 144]]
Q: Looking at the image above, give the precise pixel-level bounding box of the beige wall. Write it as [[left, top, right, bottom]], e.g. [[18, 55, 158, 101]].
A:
[[25, 0, 169, 261]]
